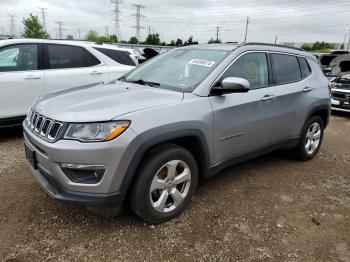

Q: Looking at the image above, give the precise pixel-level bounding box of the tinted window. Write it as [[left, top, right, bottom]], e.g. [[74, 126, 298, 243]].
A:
[[47, 45, 100, 69], [221, 52, 269, 89], [95, 48, 135, 66], [0, 44, 38, 72], [299, 57, 312, 77], [271, 54, 302, 84]]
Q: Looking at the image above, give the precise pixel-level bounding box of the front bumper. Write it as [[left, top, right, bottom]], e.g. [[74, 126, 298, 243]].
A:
[[28, 164, 125, 207], [23, 122, 138, 207], [331, 98, 350, 113]]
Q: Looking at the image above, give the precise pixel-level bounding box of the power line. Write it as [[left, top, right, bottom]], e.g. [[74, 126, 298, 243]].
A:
[[55, 21, 65, 39], [8, 14, 16, 37], [111, 0, 122, 39], [216, 26, 220, 42], [38, 7, 48, 32], [132, 4, 145, 41], [244, 17, 249, 43]]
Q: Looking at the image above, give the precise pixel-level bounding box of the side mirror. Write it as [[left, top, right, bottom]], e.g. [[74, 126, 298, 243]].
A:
[[213, 77, 250, 95]]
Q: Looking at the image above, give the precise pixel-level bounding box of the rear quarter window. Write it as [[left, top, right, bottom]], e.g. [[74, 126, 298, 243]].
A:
[[94, 48, 135, 66], [271, 53, 302, 84], [298, 57, 312, 78]]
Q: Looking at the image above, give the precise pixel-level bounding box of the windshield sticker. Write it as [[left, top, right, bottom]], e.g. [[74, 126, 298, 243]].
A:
[[188, 59, 216, 67]]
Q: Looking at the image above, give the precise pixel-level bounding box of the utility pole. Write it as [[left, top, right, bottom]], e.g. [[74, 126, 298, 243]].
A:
[[55, 22, 65, 39], [132, 4, 145, 42], [77, 28, 81, 40], [147, 26, 151, 36], [244, 17, 249, 43], [216, 26, 220, 42], [274, 35, 278, 44], [105, 26, 109, 37], [111, 0, 122, 40], [38, 7, 48, 32], [8, 14, 16, 37]]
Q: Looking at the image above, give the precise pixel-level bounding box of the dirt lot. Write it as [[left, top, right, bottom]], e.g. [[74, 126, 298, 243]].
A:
[[0, 113, 349, 262]]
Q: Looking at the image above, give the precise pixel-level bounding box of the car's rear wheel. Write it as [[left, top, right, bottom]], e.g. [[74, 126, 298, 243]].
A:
[[295, 116, 324, 161], [130, 144, 198, 224]]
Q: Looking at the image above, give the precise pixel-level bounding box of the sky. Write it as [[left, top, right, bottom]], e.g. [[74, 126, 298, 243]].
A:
[[0, 0, 349, 44]]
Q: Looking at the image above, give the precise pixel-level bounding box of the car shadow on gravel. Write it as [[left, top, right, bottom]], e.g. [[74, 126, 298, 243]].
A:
[[37, 150, 297, 227], [0, 126, 23, 141]]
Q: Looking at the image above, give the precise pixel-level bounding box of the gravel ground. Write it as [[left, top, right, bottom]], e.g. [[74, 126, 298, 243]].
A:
[[0, 113, 349, 262]]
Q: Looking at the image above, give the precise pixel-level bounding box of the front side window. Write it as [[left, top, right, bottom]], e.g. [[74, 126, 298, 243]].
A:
[[221, 52, 269, 89], [0, 44, 38, 72], [94, 48, 135, 66], [124, 49, 229, 92], [271, 54, 302, 84], [47, 45, 100, 69]]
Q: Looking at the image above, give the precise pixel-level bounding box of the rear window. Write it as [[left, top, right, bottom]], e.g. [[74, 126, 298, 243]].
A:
[[271, 54, 302, 84], [47, 45, 100, 69], [94, 48, 135, 66], [298, 57, 312, 78]]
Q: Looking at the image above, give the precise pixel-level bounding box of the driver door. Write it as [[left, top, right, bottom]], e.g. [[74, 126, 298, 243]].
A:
[[0, 43, 44, 119], [209, 52, 276, 163]]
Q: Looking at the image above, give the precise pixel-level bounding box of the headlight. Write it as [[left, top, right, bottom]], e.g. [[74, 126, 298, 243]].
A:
[[64, 121, 130, 142]]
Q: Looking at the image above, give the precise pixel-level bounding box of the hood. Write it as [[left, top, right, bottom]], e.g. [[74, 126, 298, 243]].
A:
[[34, 81, 184, 122]]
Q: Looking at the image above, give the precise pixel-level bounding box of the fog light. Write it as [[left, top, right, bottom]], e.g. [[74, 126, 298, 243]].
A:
[[60, 164, 105, 184]]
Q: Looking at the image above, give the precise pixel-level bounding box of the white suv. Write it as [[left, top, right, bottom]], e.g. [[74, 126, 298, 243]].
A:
[[0, 39, 136, 127]]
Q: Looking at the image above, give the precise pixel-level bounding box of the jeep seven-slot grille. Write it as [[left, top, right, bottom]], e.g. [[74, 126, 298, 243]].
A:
[[27, 109, 63, 141]]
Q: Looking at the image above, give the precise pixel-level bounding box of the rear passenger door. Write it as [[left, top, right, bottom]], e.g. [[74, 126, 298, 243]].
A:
[[43, 44, 109, 94], [269, 53, 313, 143]]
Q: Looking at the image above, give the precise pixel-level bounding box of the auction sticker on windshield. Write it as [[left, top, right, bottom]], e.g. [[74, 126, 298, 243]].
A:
[[188, 59, 216, 67]]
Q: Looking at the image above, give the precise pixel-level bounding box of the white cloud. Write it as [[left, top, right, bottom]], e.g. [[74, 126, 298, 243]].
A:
[[0, 0, 349, 44]]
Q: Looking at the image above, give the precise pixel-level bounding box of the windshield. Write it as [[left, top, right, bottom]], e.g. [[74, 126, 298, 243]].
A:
[[124, 49, 229, 92]]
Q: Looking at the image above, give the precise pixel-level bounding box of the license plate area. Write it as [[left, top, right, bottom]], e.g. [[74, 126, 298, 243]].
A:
[[25, 144, 37, 169]]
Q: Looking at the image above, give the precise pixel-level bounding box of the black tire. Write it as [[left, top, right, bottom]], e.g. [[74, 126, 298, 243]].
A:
[[130, 143, 198, 224], [294, 116, 324, 161]]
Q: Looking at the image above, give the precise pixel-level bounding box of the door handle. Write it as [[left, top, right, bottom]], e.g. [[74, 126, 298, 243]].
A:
[[90, 71, 103, 75], [261, 94, 275, 101], [25, 75, 41, 80], [303, 86, 313, 92]]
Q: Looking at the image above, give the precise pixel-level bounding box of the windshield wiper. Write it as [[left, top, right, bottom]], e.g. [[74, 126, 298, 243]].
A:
[[127, 79, 160, 87]]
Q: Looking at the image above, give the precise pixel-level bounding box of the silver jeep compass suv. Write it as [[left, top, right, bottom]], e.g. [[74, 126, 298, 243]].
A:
[[24, 43, 331, 224]]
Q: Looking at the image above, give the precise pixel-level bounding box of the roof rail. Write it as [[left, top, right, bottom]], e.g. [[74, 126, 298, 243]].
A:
[[242, 42, 303, 51]]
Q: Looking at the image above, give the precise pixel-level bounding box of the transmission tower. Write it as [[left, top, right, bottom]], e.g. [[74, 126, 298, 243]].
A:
[[55, 22, 65, 39], [216, 26, 220, 42], [111, 0, 122, 39], [132, 4, 145, 41], [8, 14, 16, 36], [38, 7, 48, 32]]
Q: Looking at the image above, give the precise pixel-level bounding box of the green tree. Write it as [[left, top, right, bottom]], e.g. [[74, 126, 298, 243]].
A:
[[86, 30, 99, 41], [144, 33, 161, 45], [175, 38, 183, 46], [169, 40, 176, 46], [22, 14, 49, 39], [184, 36, 198, 46], [128, 36, 138, 44], [301, 43, 312, 51], [109, 34, 118, 43], [208, 38, 221, 44]]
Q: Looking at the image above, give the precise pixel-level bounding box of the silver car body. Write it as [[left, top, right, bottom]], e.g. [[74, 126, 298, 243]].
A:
[[23, 43, 331, 208]]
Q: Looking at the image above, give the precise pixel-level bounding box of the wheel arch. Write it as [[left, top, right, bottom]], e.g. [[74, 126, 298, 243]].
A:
[[119, 129, 211, 199]]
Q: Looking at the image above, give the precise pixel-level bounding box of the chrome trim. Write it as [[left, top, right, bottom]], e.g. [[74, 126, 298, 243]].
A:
[[27, 109, 63, 141]]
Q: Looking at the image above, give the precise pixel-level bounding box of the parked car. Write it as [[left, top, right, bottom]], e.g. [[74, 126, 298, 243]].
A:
[[24, 43, 330, 224], [0, 39, 136, 127], [330, 72, 350, 112]]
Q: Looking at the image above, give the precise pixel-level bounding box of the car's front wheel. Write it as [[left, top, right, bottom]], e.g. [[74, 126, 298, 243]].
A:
[[130, 144, 198, 224]]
